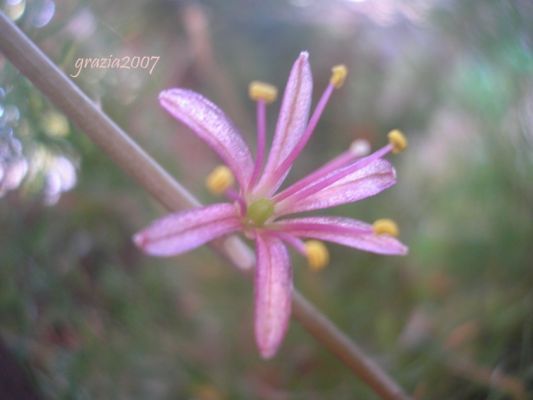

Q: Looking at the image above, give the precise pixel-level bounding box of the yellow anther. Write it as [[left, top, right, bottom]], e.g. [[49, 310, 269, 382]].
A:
[[206, 165, 234, 195], [305, 240, 330, 271], [330, 64, 348, 89], [373, 219, 399, 237], [387, 129, 407, 153], [248, 81, 278, 103]]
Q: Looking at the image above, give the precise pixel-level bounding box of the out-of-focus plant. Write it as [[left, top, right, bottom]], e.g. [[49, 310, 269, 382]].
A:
[[1, 0, 532, 399]]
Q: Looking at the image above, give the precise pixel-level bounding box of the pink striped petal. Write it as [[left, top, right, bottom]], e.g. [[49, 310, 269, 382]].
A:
[[133, 203, 241, 257], [275, 216, 408, 255], [276, 159, 396, 216], [160, 89, 254, 187], [254, 234, 292, 359], [256, 52, 313, 194]]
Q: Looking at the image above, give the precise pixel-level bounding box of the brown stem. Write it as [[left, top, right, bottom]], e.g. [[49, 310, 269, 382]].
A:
[[0, 12, 411, 400], [182, 4, 252, 133], [445, 353, 526, 400]]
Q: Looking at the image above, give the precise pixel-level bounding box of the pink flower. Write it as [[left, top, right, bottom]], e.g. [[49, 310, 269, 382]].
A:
[[134, 52, 408, 359]]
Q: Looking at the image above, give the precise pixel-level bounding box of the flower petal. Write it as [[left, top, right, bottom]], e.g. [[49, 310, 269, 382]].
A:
[[254, 234, 292, 359], [160, 89, 254, 187], [256, 52, 313, 194], [276, 159, 396, 215], [275, 216, 408, 255], [133, 203, 241, 257]]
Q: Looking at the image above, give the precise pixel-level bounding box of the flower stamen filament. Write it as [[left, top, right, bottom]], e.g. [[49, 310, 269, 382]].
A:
[[271, 64, 349, 184], [248, 81, 278, 189], [275, 130, 407, 209], [274, 139, 370, 203]]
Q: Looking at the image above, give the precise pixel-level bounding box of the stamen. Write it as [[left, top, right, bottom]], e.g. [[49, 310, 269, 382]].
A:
[[276, 143, 391, 208], [330, 65, 348, 89], [248, 82, 277, 188], [248, 81, 278, 103], [274, 139, 371, 203], [206, 165, 234, 195], [372, 219, 399, 237], [272, 84, 335, 184], [388, 129, 407, 153], [276, 128, 405, 208], [271, 64, 349, 186], [305, 240, 330, 271]]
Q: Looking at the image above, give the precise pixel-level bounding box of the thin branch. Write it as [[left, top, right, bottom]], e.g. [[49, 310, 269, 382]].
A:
[[182, 3, 253, 133], [0, 12, 411, 400], [445, 353, 526, 400]]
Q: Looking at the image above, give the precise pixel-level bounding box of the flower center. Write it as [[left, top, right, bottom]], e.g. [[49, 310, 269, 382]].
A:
[[246, 198, 274, 226]]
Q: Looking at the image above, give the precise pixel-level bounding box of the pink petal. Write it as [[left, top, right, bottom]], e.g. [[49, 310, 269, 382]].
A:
[[255, 52, 313, 194], [275, 216, 408, 255], [160, 89, 254, 187], [133, 203, 241, 257], [276, 159, 396, 216], [254, 234, 293, 359]]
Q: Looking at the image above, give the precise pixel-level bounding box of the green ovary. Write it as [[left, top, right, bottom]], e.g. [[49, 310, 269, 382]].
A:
[[246, 198, 275, 226]]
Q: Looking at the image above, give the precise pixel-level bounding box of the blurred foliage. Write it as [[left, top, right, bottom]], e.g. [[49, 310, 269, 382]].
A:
[[1, 0, 532, 399]]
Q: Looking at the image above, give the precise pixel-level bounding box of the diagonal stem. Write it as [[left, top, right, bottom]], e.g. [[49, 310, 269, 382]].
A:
[[0, 12, 411, 400]]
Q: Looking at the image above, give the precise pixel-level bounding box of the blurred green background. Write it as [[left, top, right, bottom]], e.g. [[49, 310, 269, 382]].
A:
[[1, 0, 532, 399]]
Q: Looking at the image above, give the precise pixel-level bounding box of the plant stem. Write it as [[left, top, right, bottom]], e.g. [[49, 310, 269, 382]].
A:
[[0, 12, 411, 400]]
